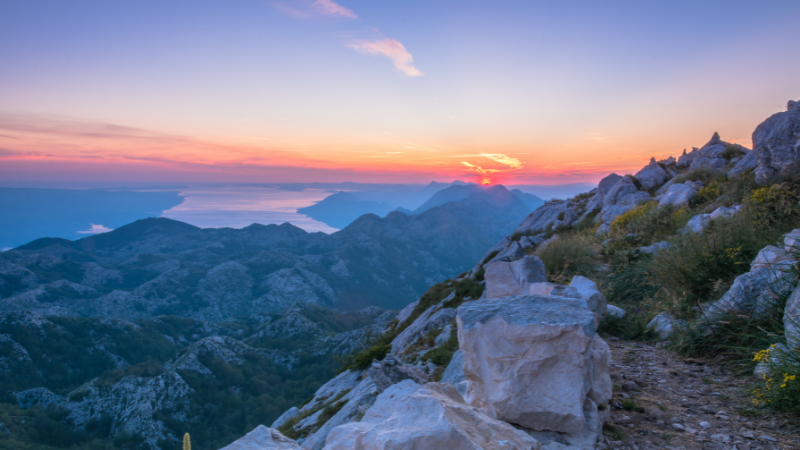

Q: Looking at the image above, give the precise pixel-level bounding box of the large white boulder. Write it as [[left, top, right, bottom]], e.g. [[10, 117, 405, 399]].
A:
[[323, 380, 541, 450], [484, 256, 547, 298], [220, 425, 301, 450], [456, 295, 611, 441]]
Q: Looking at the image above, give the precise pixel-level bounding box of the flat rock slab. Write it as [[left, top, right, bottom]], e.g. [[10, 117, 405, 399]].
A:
[[323, 380, 541, 450]]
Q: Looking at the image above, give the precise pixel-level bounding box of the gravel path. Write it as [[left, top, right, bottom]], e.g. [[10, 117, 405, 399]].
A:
[[601, 339, 800, 450]]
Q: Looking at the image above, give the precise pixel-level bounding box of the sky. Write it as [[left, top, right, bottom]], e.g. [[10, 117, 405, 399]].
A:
[[1, 0, 798, 186]]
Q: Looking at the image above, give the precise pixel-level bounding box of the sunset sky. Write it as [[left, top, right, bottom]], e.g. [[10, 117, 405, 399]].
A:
[[1, 0, 798, 185]]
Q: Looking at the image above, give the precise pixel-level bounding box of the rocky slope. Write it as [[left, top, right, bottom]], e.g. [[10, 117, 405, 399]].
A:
[[221, 99, 800, 450], [0, 185, 533, 320]]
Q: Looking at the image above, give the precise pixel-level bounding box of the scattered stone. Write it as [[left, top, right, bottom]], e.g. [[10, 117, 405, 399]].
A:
[[646, 312, 686, 338], [605, 304, 626, 319]]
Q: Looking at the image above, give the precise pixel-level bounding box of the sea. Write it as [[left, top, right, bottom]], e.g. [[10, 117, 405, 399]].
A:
[[159, 185, 338, 234]]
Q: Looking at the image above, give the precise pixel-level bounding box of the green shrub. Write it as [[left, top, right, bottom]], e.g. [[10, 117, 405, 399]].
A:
[[420, 323, 459, 368], [672, 167, 725, 185], [650, 212, 791, 309], [349, 343, 391, 370], [722, 144, 745, 161], [535, 232, 597, 284]]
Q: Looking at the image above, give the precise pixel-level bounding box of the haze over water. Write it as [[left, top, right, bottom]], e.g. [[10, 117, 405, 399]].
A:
[[159, 186, 339, 233]]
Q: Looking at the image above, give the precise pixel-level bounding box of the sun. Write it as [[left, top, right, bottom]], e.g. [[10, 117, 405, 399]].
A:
[[481, 178, 492, 185]]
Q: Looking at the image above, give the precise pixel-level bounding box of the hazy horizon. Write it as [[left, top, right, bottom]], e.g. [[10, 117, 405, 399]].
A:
[[2, 1, 799, 187]]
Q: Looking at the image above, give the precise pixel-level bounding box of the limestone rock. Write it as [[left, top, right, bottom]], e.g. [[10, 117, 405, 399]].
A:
[[569, 276, 608, 316], [484, 256, 547, 299], [528, 282, 583, 300], [434, 324, 452, 347], [272, 407, 301, 430], [682, 213, 711, 234], [598, 176, 651, 225], [288, 356, 428, 450], [638, 241, 669, 255], [750, 245, 796, 271], [753, 100, 800, 184], [605, 305, 625, 318], [220, 425, 301, 450], [685, 133, 735, 171], [598, 174, 623, 199], [515, 201, 576, 235], [785, 229, 800, 251], [646, 312, 685, 338], [634, 162, 670, 191], [13, 388, 62, 409], [658, 183, 700, 208], [395, 299, 419, 326], [705, 252, 797, 320], [323, 380, 541, 450], [785, 286, 800, 348], [728, 151, 757, 178], [390, 295, 457, 355], [709, 205, 742, 220], [441, 349, 467, 397], [457, 295, 611, 439]]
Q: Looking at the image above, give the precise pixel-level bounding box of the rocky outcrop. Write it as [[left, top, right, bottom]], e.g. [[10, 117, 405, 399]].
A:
[[634, 161, 670, 191], [220, 426, 302, 450], [390, 294, 457, 355], [323, 380, 541, 450], [677, 132, 748, 172], [753, 100, 800, 184], [728, 151, 758, 178], [14, 388, 62, 409], [457, 295, 611, 447], [682, 205, 742, 234], [598, 176, 651, 225], [60, 371, 195, 448], [704, 243, 798, 319], [657, 181, 702, 208], [483, 256, 547, 298], [276, 355, 428, 450]]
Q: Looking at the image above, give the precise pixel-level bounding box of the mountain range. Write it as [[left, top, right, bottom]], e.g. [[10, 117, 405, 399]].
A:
[[0, 185, 533, 320]]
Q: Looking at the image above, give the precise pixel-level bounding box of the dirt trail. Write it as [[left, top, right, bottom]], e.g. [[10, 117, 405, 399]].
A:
[[603, 339, 800, 450]]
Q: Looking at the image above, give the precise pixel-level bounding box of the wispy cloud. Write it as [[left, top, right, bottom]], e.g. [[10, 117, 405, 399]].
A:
[[347, 38, 423, 77], [311, 0, 357, 19], [586, 132, 612, 141], [458, 153, 523, 176], [404, 142, 438, 152], [481, 153, 522, 170], [77, 224, 114, 235], [274, 0, 357, 19]]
